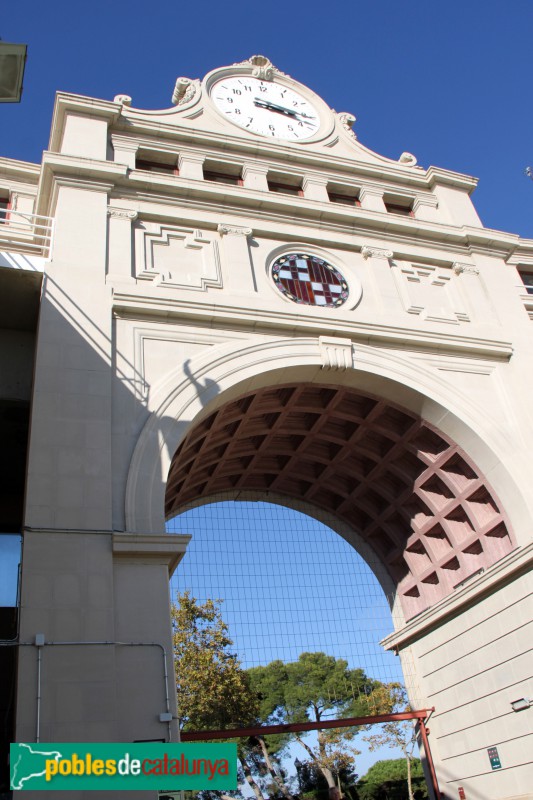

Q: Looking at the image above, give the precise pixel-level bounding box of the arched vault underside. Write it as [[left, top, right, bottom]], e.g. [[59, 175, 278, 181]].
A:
[[165, 384, 514, 619]]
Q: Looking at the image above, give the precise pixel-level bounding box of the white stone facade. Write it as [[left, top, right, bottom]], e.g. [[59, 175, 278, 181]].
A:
[[0, 55, 532, 799]]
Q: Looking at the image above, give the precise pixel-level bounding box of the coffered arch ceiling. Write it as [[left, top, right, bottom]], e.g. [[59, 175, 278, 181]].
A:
[[165, 384, 514, 619]]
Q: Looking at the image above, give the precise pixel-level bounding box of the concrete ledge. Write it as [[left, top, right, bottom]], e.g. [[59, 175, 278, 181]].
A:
[[112, 532, 191, 576]]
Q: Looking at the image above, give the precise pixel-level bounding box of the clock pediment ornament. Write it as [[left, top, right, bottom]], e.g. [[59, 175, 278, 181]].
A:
[[232, 54, 287, 81]]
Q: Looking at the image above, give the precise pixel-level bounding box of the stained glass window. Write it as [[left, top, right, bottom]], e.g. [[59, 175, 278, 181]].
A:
[[272, 253, 349, 308]]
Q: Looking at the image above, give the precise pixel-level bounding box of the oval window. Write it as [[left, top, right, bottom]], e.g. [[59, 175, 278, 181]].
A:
[[272, 253, 349, 308]]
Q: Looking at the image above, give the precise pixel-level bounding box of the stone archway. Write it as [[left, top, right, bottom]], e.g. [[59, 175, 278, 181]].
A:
[[165, 383, 514, 620]]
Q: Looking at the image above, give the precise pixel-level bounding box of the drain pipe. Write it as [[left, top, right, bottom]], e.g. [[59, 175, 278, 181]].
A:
[[35, 634, 44, 742], [0, 638, 174, 743]]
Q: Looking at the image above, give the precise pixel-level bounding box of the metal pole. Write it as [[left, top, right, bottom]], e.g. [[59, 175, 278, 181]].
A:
[[418, 716, 441, 800]]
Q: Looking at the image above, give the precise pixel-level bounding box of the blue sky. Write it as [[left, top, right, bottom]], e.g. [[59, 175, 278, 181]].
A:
[[3, 0, 533, 236]]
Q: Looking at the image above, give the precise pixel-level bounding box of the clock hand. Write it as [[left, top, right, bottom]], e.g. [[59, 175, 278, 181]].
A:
[[253, 97, 299, 117]]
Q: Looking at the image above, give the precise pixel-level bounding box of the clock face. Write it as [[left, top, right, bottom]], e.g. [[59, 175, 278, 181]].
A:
[[210, 76, 321, 141]]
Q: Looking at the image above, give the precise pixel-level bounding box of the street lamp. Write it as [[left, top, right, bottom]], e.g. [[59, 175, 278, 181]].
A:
[[0, 42, 27, 103]]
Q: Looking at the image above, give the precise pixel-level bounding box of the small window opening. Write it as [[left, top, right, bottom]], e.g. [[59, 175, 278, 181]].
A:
[[203, 161, 243, 186], [203, 170, 243, 186], [384, 196, 414, 217], [267, 180, 303, 197], [0, 196, 10, 223], [327, 186, 360, 206], [519, 272, 533, 295], [136, 157, 179, 176]]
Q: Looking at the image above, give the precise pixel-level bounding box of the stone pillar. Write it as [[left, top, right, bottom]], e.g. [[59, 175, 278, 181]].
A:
[[107, 208, 137, 282], [361, 245, 399, 313], [217, 224, 255, 294], [242, 163, 269, 191], [178, 152, 205, 180], [111, 135, 138, 170], [413, 195, 440, 223], [359, 186, 387, 213], [302, 175, 329, 202]]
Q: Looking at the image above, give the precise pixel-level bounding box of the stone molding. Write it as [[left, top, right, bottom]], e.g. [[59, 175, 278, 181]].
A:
[[412, 194, 438, 211], [217, 224, 253, 237], [359, 186, 384, 200], [112, 291, 513, 360], [107, 207, 138, 221], [112, 532, 191, 576], [302, 175, 329, 189], [361, 246, 393, 260]]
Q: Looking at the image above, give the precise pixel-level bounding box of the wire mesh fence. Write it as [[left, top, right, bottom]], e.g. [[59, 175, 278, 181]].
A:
[[167, 500, 415, 697]]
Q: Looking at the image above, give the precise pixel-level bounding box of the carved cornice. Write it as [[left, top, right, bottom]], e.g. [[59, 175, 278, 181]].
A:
[[217, 224, 253, 237], [107, 207, 138, 221], [361, 246, 393, 260], [453, 262, 480, 276]]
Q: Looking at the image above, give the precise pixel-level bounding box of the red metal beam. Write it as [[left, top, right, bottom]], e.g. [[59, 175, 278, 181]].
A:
[[180, 709, 435, 741]]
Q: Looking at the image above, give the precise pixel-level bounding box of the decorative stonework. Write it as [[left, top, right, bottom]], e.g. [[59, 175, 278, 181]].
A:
[[171, 77, 199, 106], [136, 225, 222, 291], [399, 152, 417, 166], [361, 246, 393, 260], [319, 336, 353, 370], [113, 94, 132, 107], [107, 207, 138, 221], [217, 224, 253, 237], [392, 262, 471, 323], [165, 384, 514, 619], [338, 112, 357, 140], [453, 262, 480, 276], [233, 54, 287, 81]]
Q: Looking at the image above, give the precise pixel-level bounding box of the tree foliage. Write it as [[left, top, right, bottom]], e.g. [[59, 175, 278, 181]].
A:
[[172, 591, 259, 732], [248, 652, 380, 790], [356, 759, 428, 800], [360, 685, 424, 800]]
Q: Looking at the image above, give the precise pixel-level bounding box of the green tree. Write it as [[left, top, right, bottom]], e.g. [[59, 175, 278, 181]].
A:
[[356, 758, 427, 800], [248, 652, 379, 792], [172, 593, 296, 800], [360, 685, 425, 800], [172, 590, 259, 731]]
